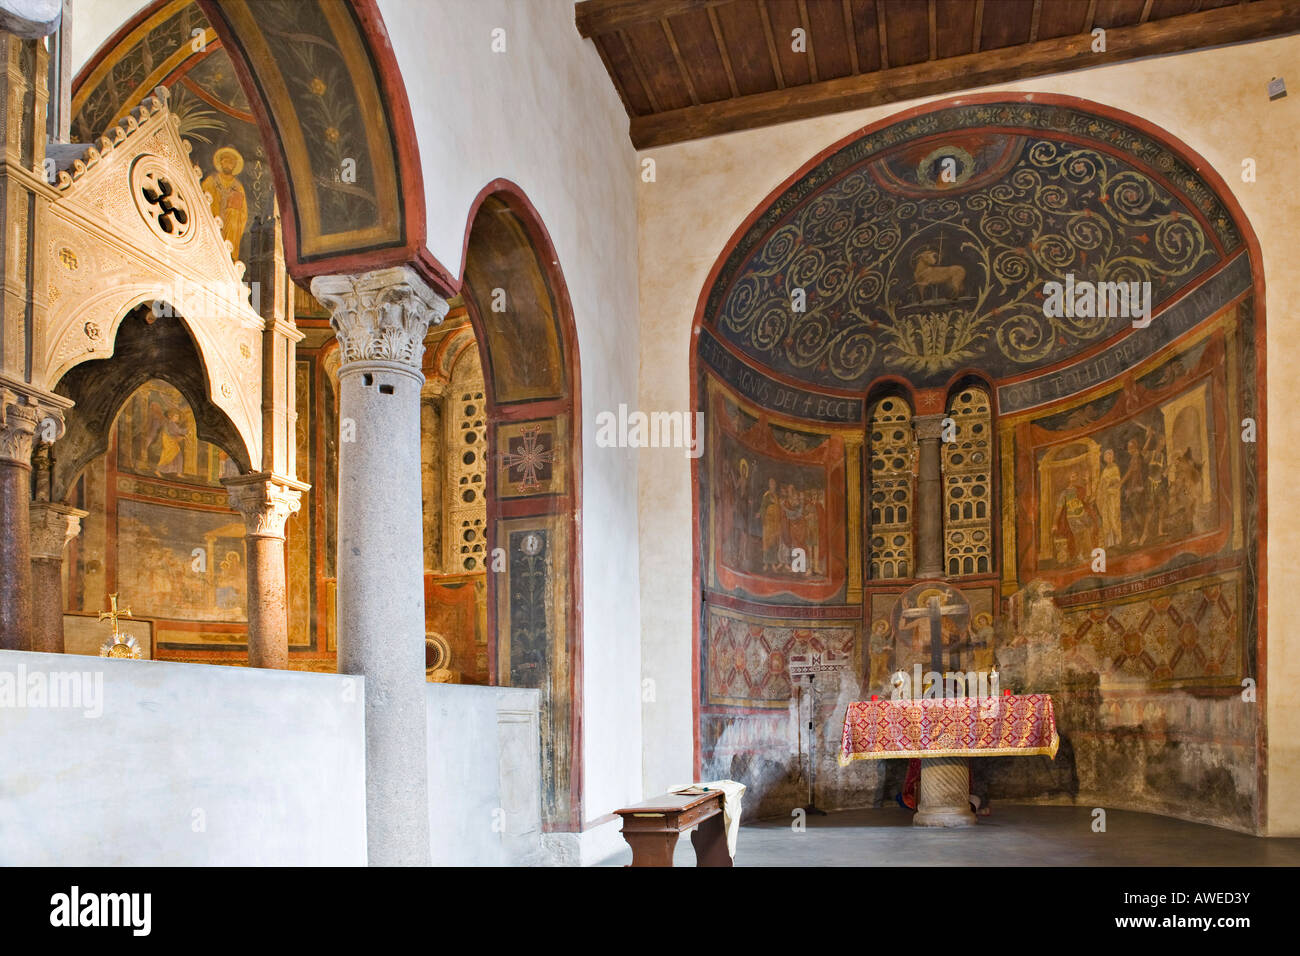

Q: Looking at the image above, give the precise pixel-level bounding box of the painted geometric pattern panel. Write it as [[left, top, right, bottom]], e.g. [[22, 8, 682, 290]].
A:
[[706, 605, 855, 708], [1058, 573, 1242, 687], [496, 418, 564, 498], [705, 101, 1241, 390]]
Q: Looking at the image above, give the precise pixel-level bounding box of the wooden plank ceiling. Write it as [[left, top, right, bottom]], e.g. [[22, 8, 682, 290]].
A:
[[575, 0, 1300, 148]]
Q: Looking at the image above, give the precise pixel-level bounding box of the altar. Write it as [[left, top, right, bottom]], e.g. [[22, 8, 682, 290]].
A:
[[838, 694, 1059, 827]]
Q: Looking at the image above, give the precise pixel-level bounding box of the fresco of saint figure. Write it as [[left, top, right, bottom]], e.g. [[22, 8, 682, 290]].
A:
[[202, 146, 248, 259], [759, 478, 782, 571], [1097, 448, 1122, 547], [154, 409, 186, 477], [780, 484, 806, 568], [1121, 436, 1152, 545], [720, 457, 753, 568], [1166, 448, 1204, 538], [1054, 469, 1100, 565]]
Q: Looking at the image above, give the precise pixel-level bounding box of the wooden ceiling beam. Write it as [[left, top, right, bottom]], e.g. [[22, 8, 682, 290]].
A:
[[971, 0, 984, 54], [758, 1, 786, 90], [929, 0, 938, 61], [876, 0, 890, 70], [842, 0, 860, 73], [629, 0, 1300, 148], [590, 37, 638, 117], [575, 0, 731, 38], [707, 5, 740, 97], [618, 28, 664, 114], [799, 0, 819, 82], [661, 18, 701, 105]]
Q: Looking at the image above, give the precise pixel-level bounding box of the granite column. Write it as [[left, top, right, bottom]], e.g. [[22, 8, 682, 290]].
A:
[[311, 266, 447, 866]]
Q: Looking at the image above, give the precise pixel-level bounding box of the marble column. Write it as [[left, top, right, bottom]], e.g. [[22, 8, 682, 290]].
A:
[[223, 472, 307, 669], [913, 413, 945, 580], [311, 266, 447, 867], [0, 393, 39, 649], [28, 500, 85, 653]]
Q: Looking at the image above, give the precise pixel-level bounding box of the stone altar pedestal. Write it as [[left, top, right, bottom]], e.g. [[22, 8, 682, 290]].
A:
[[914, 756, 976, 828]]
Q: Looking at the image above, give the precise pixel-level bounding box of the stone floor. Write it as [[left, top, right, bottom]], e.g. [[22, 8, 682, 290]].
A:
[[600, 804, 1300, 866]]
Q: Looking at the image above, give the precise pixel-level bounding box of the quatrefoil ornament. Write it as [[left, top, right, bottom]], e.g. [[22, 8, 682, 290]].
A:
[[131, 157, 194, 242]]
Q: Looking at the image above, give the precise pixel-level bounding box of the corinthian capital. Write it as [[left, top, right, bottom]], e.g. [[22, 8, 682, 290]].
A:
[[310, 266, 448, 370], [0, 390, 40, 465], [223, 472, 310, 540], [913, 413, 947, 442], [29, 502, 87, 560], [0, 378, 70, 466]]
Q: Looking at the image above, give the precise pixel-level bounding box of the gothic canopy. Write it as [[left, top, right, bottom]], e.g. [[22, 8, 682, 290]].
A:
[[703, 97, 1249, 396]]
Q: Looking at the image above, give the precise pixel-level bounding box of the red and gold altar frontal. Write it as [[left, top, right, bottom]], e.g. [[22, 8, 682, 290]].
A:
[[838, 694, 1060, 765]]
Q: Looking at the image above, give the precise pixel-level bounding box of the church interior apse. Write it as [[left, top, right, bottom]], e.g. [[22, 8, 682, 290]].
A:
[[693, 95, 1264, 832]]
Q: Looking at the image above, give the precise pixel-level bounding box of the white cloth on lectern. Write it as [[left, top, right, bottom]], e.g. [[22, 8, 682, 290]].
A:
[[669, 779, 746, 858]]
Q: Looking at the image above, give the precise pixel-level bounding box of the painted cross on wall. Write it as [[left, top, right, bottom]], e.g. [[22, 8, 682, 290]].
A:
[[498, 420, 562, 496]]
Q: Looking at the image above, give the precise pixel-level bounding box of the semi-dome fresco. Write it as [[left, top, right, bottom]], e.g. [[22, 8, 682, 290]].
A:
[[705, 100, 1246, 392]]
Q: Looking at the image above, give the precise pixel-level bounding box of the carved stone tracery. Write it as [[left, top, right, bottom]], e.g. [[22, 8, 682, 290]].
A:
[[41, 84, 263, 466]]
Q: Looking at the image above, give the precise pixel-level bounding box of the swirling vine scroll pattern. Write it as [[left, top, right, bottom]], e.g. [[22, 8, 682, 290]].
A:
[[708, 103, 1236, 390]]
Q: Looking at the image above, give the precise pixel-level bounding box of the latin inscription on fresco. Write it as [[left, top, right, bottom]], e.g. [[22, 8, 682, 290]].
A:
[[999, 254, 1251, 413], [698, 328, 862, 423]]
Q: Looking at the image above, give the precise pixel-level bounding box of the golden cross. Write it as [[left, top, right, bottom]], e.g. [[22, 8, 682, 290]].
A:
[[99, 593, 132, 639]]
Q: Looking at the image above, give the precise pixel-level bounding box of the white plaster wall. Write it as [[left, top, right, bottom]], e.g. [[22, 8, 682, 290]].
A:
[[75, 1, 645, 832], [376, 0, 643, 831], [636, 36, 1300, 835], [426, 682, 546, 866], [0, 650, 367, 865], [374, 0, 642, 832], [70, 0, 146, 75]]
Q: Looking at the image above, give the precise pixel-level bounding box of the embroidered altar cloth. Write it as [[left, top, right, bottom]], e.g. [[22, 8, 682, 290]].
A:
[[838, 694, 1059, 765]]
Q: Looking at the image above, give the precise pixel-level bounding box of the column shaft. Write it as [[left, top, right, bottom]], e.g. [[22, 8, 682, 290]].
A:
[[246, 533, 288, 668], [30, 557, 61, 652], [914, 413, 945, 580], [223, 473, 305, 670], [28, 500, 85, 653], [914, 757, 976, 828], [0, 393, 39, 649], [0, 457, 32, 648], [313, 266, 447, 867]]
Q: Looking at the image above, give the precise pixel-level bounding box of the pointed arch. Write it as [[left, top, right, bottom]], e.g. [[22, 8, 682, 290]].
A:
[[52, 305, 253, 503]]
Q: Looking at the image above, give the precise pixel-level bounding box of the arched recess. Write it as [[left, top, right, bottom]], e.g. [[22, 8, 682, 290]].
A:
[[51, 305, 255, 656], [690, 92, 1267, 831], [78, 0, 451, 292], [52, 305, 252, 503], [456, 181, 584, 832]]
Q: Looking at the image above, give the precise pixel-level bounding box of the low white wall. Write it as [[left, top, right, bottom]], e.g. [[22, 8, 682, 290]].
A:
[[0, 650, 367, 865], [426, 682, 545, 865]]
